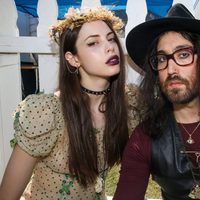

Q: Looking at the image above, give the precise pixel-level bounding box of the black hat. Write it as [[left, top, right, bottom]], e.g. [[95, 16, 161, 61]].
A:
[[126, 3, 200, 70]]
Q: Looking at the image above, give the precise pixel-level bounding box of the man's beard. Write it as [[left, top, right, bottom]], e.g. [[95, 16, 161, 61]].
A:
[[161, 75, 198, 104]]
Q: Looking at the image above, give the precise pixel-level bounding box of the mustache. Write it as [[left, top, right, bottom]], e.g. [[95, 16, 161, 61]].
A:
[[164, 75, 188, 85]]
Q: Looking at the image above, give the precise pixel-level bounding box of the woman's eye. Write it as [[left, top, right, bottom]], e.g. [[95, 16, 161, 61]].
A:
[[87, 42, 98, 46], [108, 37, 116, 42]]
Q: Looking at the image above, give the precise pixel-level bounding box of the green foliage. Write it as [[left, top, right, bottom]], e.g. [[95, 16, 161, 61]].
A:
[[105, 165, 161, 199], [105, 165, 120, 196]]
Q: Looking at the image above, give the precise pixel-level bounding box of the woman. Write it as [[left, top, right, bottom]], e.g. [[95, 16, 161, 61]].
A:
[[0, 6, 140, 200]]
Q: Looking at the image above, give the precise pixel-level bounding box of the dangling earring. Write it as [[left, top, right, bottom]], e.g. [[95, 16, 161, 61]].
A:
[[154, 80, 160, 99], [66, 62, 79, 74]]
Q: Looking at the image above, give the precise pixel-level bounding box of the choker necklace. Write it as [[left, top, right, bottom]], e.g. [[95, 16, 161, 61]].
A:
[[81, 86, 110, 95], [180, 121, 200, 144]]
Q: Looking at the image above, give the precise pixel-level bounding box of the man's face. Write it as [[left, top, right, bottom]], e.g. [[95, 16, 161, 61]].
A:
[[157, 31, 198, 104]]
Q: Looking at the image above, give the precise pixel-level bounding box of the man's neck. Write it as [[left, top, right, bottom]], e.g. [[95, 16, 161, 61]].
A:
[[173, 98, 200, 123]]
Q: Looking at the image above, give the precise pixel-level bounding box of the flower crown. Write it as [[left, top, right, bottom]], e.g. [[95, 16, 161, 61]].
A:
[[49, 6, 124, 43]]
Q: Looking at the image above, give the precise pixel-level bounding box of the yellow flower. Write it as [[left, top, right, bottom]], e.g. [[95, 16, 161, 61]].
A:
[[49, 6, 124, 43]]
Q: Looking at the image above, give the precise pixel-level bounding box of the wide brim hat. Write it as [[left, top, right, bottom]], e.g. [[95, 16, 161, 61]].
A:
[[126, 3, 200, 70]]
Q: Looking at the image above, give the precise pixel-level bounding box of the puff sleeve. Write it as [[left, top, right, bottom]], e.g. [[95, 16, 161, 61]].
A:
[[13, 94, 63, 157], [125, 83, 143, 136]]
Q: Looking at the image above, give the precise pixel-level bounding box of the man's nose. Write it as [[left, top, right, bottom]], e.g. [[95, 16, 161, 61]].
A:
[[167, 58, 178, 74]]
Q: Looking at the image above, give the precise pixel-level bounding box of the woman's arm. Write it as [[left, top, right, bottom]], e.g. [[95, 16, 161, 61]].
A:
[[113, 126, 151, 200], [0, 145, 38, 200]]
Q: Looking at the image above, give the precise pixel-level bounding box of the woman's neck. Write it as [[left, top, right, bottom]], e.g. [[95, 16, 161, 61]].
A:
[[80, 78, 110, 94]]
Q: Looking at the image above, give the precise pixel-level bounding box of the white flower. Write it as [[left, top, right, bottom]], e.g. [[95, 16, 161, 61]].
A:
[[95, 177, 104, 193]]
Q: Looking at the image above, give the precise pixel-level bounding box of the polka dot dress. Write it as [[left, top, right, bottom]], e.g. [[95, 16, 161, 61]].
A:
[[13, 84, 140, 200]]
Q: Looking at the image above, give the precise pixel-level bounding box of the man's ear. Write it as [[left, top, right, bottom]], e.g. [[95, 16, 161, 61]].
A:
[[65, 51, 80, 68]]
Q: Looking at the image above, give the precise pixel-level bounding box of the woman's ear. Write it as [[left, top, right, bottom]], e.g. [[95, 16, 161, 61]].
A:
[[65, 52, 80, 68]]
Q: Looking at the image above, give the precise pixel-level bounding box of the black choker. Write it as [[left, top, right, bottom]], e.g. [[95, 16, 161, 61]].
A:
[[81, 86, 110, 95]]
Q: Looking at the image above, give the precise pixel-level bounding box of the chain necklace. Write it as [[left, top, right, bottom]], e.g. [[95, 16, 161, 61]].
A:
[[180, 121, 200, 144], [180, 150, 200, 165], [181, 150, 200, 198], [179, 120, 200, 198]]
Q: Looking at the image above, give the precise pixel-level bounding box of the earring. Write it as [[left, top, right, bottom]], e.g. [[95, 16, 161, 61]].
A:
[[66, 62, 79, 74]]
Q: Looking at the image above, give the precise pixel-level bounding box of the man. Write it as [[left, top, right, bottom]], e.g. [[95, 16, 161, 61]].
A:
[[114, 3, 200, 200]]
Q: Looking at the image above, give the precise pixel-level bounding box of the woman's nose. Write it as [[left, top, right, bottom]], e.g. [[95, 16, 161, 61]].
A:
[[106, 42, 114, 53]]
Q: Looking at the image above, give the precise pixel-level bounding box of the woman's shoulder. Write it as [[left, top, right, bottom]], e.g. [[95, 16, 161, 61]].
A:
[[125, 83, 140, 134], [21, 92, 59, 104], [14, 93, 63, 134], [125, 83, 139, 97], [125, 83, 143, 110], [13, 93, 64, 157], [16, 93, 60, 109], [17, 92, 61, 112]]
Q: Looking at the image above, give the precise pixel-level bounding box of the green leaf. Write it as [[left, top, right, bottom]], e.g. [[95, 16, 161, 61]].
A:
[[10, 138, 18, 148], [94, 192, 100, 200]]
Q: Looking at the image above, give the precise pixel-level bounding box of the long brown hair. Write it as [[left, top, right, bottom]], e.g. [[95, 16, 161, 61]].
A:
[[58, 21, 128, 186], [139, 31, 200, 138]]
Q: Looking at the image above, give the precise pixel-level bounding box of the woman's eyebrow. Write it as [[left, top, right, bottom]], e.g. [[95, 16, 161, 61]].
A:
[[84, 31, 114, 41]]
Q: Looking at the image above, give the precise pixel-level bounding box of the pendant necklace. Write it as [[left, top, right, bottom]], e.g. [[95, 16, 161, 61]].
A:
[[181, 150, 200, 198], [180, 121, 200, 144]]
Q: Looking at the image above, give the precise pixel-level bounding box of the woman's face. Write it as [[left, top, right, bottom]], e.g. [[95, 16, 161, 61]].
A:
[[75, 20, 121, 88]]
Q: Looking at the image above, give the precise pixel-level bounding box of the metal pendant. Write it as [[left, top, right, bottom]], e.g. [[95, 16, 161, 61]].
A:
[[186, 136, 195, 144], [189, 185, 200, 199]]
